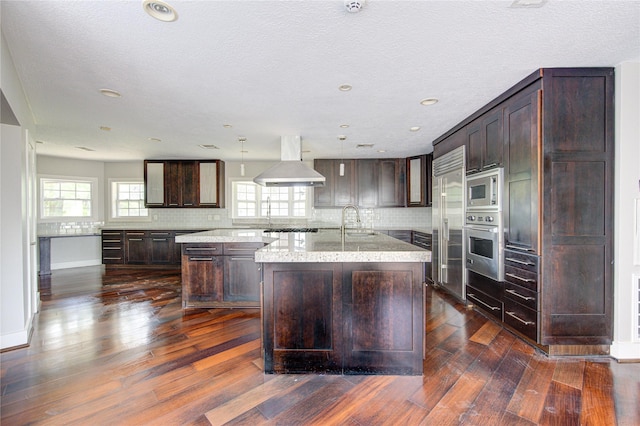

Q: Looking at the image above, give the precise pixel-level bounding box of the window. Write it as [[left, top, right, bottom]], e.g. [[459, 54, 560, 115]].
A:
[[108, 180, 149, 220], [232, 180, 310, 219], [111, 181, 148, 219], [40, 176, 97, 219]]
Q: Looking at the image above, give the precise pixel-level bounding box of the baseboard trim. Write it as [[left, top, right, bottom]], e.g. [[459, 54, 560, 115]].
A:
[[610, 341, 640, 362], [51, 259, 101, 270]]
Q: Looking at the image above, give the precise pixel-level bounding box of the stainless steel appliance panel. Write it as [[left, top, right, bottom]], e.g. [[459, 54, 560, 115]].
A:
[[432, 146, 466, 300]]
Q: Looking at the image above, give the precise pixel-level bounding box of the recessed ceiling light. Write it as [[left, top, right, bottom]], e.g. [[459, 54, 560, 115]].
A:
[[339, 124, 349, 128], [148, 137, 162, 142], [339, 84, 352, 91], [76, 146, 95, 152], [100, 126, 111, 131], [410, 126, 421, 132], [143, 0, 178, 22], [223, 124, 233, 128], [420, 98, 439, 106], [199, 144, 220, 150], [35, 140, 45, 144], [510, 0, 546, 8], [99, 88, 121, 98], [377, 150, 386, 153], [356, 144, 374, 149], [338, 135, 347, 141]]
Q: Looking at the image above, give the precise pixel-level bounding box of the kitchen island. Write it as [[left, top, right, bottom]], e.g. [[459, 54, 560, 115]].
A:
[[177, 228, 430, 375], [256, 229, 430, 375]]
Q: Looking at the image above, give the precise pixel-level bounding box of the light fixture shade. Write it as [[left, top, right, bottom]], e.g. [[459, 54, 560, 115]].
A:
[[240, 163, 245, 177], [339, 162, 345, 176]]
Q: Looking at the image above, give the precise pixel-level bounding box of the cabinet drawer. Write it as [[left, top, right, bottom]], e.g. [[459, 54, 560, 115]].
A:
[[466, 285, 503, 321], [183, 244, 222, 257], [504, 265, 538, 292], [504, 298, 538, 342], [504, 249, 539, 274], [504, 281, 538, 311], [102, 247, 124, 264], [411, 232, 431, 249], [223, 242, 265, 256], [467, 270, 503, 300]]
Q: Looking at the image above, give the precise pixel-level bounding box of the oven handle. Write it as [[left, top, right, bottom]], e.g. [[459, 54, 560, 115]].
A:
[[464, 225, 498, 233]]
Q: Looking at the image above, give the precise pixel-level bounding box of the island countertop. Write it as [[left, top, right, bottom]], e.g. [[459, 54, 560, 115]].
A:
[[177, 229, 430, 263]]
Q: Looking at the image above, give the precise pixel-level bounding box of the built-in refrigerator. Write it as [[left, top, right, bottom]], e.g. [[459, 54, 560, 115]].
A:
[[432, 146, 466, 300]]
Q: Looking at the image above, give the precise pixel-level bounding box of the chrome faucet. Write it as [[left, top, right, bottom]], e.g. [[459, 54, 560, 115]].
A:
[[341, 204, 361, 245]]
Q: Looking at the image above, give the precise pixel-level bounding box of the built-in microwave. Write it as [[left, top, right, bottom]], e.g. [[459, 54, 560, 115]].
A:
[[466, 167, 503, 211]]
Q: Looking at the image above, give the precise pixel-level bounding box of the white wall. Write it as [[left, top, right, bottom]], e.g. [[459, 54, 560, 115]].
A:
[[1, 32, 37, 350], [612, 62, 640, 360]]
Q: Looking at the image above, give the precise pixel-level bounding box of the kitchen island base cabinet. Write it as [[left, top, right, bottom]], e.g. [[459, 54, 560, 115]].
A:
[[262, 262, 424, 375]]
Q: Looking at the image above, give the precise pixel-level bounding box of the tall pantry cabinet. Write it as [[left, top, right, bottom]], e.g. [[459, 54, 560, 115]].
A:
[[434, 68, 614, 355]]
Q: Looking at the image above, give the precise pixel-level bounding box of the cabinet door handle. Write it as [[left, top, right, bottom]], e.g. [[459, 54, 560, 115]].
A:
[[128, 238, 143, 241], [103, 247, 122, 250], [230, 257, 253, 261], [505, 289, 535, 301], [153, 238, 168, 241], [127, 232, 145, 236], [467, 293, 500, 311], [189, 257, 213, 261], [103, 257, 122, 260], [169, 203, 178, 206], [505, 272, 535, 283], [505, 257, 535, 267], [186, 247, 217, 251], [467, 168, 480, 173], [103, 240, 121, 243], [482, 163, 498, 169], [506, 311, 535, 326], [183, 203, 193, 206], [150, 232, 169, 236]]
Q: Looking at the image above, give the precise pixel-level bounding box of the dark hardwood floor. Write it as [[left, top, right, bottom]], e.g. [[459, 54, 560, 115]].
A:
[[1, 266, 638, 425]]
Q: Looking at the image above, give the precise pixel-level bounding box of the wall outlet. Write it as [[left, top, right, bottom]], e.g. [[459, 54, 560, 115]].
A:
[[214, 214, 220, 221], [152, 214, 158, 221], [207, 215, 213, 221]]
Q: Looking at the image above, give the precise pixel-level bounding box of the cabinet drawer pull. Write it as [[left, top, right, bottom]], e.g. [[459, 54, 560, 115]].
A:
[[505, 257, 535, 267], [103, 239, 121, 243], [103, 247, 122, 250], [506, 311, 535, 326], [183, 203, 194, 206], [505, 244, 536, 253], [103, 257, 122, 260], [482, 163, 498, 169], [169, 203, 178, 206], [103, 232, 121, 236], [230, 257, 253, 261], [150, 232, 169, 235], [153, 238, 168, 241], [505, 272, 535, 283], [226, 248, 252, 251], [186, 247, 217, 251], [467, 293, 500, 311], [505, 289, 535, 301], [128, 238, 144, 241], [467, 168, 480, 173], [127, 232, 145, 236], [189, 257, 213, 261]]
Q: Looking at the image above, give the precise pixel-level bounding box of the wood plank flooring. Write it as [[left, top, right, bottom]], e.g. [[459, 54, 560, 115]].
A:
[[1, 266, 638, 425]]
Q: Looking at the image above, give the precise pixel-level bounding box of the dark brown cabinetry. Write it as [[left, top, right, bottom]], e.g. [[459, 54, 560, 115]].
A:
[[101, 230, 124, 264], [313, 158, 405, 208], [466, 108, 503, 174], [144, 159, 225, 208], [466, 270, 504, 322], [406, 154, 432, 207], [262, 262, 423, 375], [433, 67, 614, 354], [411, 230, 432, 282], [182, 242, 264, 308], [181, 244, 224, 306]]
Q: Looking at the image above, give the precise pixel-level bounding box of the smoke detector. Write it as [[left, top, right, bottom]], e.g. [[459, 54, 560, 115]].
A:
[[345, 0, 365, 13]]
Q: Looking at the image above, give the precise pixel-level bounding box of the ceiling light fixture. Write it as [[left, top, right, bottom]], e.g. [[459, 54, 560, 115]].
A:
[[410, 126, 421, 132], [510, 0, 547, 8], [340, 124, 350, 128], [338, 135, 347, 176], [420, 98, 439, 106], [345, 0, 366, 13], [238, 137, 247, 176], [339, 84, 352, 91], [99, 88, 121, 98], [143, 0, 178, 22], [100, 126, 111, 131], [223, 124, 233, 128]]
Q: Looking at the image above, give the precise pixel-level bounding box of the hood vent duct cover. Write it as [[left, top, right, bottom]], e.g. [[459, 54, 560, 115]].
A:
[[253, 136, 326, 187]]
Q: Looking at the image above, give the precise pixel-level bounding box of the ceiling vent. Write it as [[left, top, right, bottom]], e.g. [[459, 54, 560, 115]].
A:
[[345, 0, 365, 13]]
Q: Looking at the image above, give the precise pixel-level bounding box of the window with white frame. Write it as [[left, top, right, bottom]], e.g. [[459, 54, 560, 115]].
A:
[[40, 176, 97, 219], [110, 180, 149, 219], [232, 180, 309, 219]]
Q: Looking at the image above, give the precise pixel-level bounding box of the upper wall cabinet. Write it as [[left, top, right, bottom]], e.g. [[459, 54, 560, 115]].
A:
[[466, 108, 504, 174], [406, 153, 432, 207], [144, 160, 225, 208], [313, 158, 405, 208]]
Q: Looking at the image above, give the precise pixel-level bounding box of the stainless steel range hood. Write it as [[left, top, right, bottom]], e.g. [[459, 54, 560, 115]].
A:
[[253, 136, 326, 187]]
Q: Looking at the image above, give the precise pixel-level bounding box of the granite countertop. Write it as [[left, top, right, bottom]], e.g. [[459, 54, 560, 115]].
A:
[[176, 229, 430, 263]]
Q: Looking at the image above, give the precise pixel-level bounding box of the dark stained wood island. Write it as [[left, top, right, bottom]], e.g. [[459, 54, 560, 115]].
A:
[[256, 230, 430, 375]]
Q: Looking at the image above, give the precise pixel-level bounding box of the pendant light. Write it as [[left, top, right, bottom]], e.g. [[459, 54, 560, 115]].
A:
[[238, 137, 246, 176], [338, 135, 347, 176]]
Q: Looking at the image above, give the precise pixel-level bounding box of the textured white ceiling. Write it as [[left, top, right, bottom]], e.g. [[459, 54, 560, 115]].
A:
[[2, 0, 639, 162]]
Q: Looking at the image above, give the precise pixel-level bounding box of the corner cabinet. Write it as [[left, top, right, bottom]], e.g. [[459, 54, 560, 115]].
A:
[[433, 67, 615, 355], [406, 153, 432, 207], [144, 159, 225, 208]]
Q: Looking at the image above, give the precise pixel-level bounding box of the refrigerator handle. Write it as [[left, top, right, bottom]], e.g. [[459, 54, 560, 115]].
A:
[[443, 218, 450, 240]]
